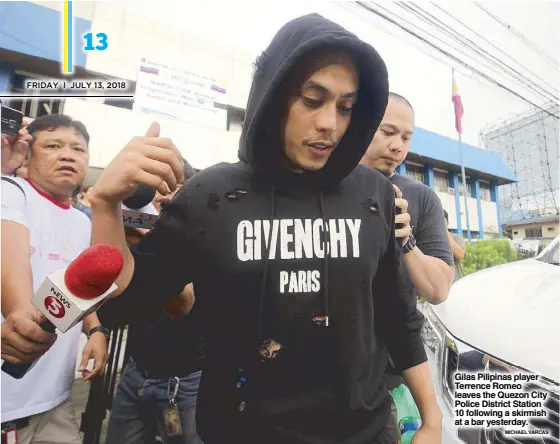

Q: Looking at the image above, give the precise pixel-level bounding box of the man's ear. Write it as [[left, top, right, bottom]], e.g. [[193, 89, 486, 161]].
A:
[[23, 139, 34, 165]]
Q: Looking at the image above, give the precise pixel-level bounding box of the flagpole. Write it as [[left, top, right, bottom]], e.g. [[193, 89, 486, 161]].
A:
[[452, 68, 471, 242], [458, 133, 472, 242]]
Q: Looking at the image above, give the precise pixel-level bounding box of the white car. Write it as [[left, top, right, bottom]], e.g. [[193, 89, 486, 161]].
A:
[[421, 237, 560, 444]]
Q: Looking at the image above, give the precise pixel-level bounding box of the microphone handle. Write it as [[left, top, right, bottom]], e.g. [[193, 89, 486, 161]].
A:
[[2, 319, 56, 379]]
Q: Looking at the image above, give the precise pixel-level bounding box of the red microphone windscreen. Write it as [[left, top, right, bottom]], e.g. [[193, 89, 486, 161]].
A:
[[64, 244, 124, 299]]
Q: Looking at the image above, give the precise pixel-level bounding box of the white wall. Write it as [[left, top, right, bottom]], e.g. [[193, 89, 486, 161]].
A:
[[31, 1, 94, 20], [436, 192, 481, 231], [63, 99, 240, 170], [459, 197, 480, 232], [481, 200, 499, 233], [85, 3, 254, 110], [437, 192, 458, 230], [438, 192, 499, 234]]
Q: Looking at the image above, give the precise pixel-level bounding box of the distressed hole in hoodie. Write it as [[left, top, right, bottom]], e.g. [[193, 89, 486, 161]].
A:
[[225, 188, 248, 201], [258, 339, 282, 362], [312, 316, 327, 327], [363, 198, 379, 215], [207, 192, 220, 210]]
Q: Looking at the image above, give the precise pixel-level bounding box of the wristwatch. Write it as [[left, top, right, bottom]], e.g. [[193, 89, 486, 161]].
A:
[[402, 232, 416, 255], [87, 325, 110, 341]]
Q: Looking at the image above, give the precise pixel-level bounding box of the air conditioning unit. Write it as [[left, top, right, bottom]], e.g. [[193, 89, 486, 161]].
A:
[[447, 187, 455, 195]]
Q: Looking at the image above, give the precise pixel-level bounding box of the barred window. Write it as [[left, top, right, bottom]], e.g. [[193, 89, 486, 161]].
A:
[[480, 181, 491, 201], [458, 176, 472, 197], [406, 164, 424, 184], [525, 227, 542, 238], [434, 170, 449, 193]]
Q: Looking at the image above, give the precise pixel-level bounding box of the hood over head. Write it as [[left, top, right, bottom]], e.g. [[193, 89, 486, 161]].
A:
[[238, 13, 389, 189]]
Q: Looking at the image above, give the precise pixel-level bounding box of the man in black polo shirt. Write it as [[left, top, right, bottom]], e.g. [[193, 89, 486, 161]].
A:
[[361, 93, 455, 396], [361, 92, 454, 307], [101, 162, 203, 444]]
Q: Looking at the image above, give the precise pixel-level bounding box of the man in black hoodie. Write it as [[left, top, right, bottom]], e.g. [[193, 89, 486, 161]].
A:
[[87, 14, 442, 444]]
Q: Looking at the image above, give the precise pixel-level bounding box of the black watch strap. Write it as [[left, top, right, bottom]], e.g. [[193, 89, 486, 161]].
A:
[[87, 325, 110, 340], [402, 233, 416, 254]]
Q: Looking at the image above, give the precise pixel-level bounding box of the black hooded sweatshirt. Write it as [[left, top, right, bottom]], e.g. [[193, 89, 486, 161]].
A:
[[127, 14, 426, 444]]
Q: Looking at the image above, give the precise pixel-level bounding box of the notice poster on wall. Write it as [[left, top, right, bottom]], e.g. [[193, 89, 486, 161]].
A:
[[133, 57, 228, 130]]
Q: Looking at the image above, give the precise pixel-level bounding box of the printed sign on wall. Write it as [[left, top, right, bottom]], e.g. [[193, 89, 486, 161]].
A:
[[133, 57, 228, 130]]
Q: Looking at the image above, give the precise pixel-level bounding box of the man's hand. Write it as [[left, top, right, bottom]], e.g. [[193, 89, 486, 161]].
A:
[[1, 120, 33, 175], [411, 422, 442, 443], [78, 332, 108, 381], [90, 122, 184, 206], [393, 184, 411, 245], [1, 302, 57, 364]]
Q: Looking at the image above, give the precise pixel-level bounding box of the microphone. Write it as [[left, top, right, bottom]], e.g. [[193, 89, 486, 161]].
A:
[[121, 185, 159, 229], [2, 244, 124, 379], [122, 185, 155, 209]]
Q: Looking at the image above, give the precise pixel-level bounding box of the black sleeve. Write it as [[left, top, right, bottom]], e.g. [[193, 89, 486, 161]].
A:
[[373, 188, 427, 372], [415, 189, 454, 266], [110, 185, 204, 325]]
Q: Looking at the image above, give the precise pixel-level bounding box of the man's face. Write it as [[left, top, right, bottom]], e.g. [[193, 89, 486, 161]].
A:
[[361, 96, 414, 176], [28, 126, 89, 191], [282, 52, 359, 173]]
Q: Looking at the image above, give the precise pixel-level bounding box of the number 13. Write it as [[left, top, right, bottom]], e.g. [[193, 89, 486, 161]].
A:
[[84, 32, 108, 51]]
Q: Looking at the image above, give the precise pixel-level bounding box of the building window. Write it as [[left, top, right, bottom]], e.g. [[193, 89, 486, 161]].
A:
[[406, 163, 424, 184], [525, 227, 542, 238], [434, 170, 449, 193], [7, 97, 64, 118], [479, 181, 491, 201], [458, 176, 472, 197]]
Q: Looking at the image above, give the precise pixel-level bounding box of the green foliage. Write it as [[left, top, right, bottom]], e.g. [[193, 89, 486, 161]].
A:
[[462, 239, 517, 276]]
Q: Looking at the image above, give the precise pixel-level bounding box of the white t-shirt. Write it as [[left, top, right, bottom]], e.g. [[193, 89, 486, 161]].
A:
[[1, 176, 91, 422]]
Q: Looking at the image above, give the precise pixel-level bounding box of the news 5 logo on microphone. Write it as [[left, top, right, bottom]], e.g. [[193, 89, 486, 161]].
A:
[[2, 245, 123, 379], [32, 245, 122, 332], [121, 185, 159, 229]]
